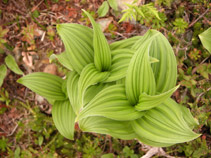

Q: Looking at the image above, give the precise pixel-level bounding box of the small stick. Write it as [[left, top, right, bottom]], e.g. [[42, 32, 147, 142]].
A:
[[188, 8, 210, 28]]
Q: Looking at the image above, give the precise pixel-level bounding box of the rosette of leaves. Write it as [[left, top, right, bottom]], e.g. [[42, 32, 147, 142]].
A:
[[17, 10, 200, 147]]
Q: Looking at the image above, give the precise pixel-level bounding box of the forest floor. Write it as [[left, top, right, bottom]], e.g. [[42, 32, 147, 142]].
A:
[[0, 0, 210, 157]]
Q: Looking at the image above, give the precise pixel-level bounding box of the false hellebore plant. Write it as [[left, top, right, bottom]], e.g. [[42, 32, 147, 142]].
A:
[[17, 10, 200, 147]]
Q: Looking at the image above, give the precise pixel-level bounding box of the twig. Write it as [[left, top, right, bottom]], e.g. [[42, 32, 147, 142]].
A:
[[31, 0, 44, 12], [141, 147, 175, 158], [196, 87, 211, 103], [138, 141, 175, 158], [43, 133, 59, 151], [7, 123, 19, 136], [188, 8, 210, 28]]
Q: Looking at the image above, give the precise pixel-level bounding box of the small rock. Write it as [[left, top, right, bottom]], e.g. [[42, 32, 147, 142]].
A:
[[43, 64, 57, 75], [36, 94, 45, 104], [97, 17, 113, 32], [117, 0, 143, 10]]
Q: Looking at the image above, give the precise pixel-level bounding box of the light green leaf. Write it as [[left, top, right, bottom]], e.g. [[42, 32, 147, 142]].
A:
[[57, 23, 94, 74], [101, 153, 114, 158], [199, 27, 211, 54], [110, 36, 142, 50], [108, 0, 118, 11], [14, 146, 20, 158], [52, 100, 76, 140], [78, 63, 110, 109], [132, 98, 200, 147], [135, 85, 179, 111], [126, 38, 156, 105], [133, 30, 177, 93], [50, 52, 73, 70], [0, 64, 7, 87], [142, 3, 160, 20], [134, 6, 145, 18], [180, 105, 198, 129], [5, 55, 23, 75], [38, 136, 44, 146], [105, 49, 134, 82], [83, 10, 111, 72], [79, 116, 137, 140], [17, 72, 66, 100], [66, 71, 80, 115], [84, 83, 114, 105], [149, 56, 159, 63], [98, 1, 109, 17], [78, 85, 144, 121]]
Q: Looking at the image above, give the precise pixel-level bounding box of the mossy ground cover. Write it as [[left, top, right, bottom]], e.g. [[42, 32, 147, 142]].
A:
[[0, 0, 210, 157]]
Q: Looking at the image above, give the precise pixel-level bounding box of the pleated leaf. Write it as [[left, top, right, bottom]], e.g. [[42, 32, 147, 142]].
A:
[[83, 10, 111, 71], [132, 98, 200, 147], [5, 55, 23, 75], [97, 1, 109, 17], [110, 36, 142, 50], [77, 84, 145, 121], [108, 0, 118, 11], [133, 30, 177, 93], [84, 83, 114, 106], [199, 27, 211, 54], [0, 64, 7, 87], [105, 49, 134, 82], [78, 63, 110, 108], [52, 100, 76, 140], [135, 85, 179, 111], [50, 52, 73, 70], [57, 23, 94, 74], [17, 72, 66, 100], [126, 39, 156, 105], [180, 105, 199, 129], [66, 71, 80, 114], [79, 116, 137, 140]]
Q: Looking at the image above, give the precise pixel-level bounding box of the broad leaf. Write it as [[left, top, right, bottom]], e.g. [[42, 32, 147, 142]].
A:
[[199, 27, 211, 54], [126, 38, 156, 105], [0, 64, 7, 87], [79, 116, 137, 140], [77, 85, 144, 121], [66, 71, 80, 115], [105, 49, 134, 82], [133, 30, 177, 93], [180, 105, 198, 129], [83, 10, 111, 71], [50, 52, 73, 70], [52, 100, 76, 140], [84, 82, 114, 105], [17, 72, 66, 100], [135, 85, 179, 111], [78, 63, 110, 108], [57, 23, 94, 74], [98, 1, 109, 17], [108, 0, 118, 11], [110, 36, 142, 50], [5, 55, 23, 75], [132, 98, 200, 147]]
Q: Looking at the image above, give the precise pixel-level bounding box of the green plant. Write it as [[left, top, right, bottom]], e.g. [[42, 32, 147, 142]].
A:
[[173, 18, 188, 34], [0, 54, 23, 87], [0, 26, 9, 50], [97, 0, 118, 17], [21, 24, 40, 46], [199, 27, 211, 54], [119, 3, 160, 22], [155, 0, 174, 7], [0, 88, 11, 106], [17, 10, 200, 147]]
